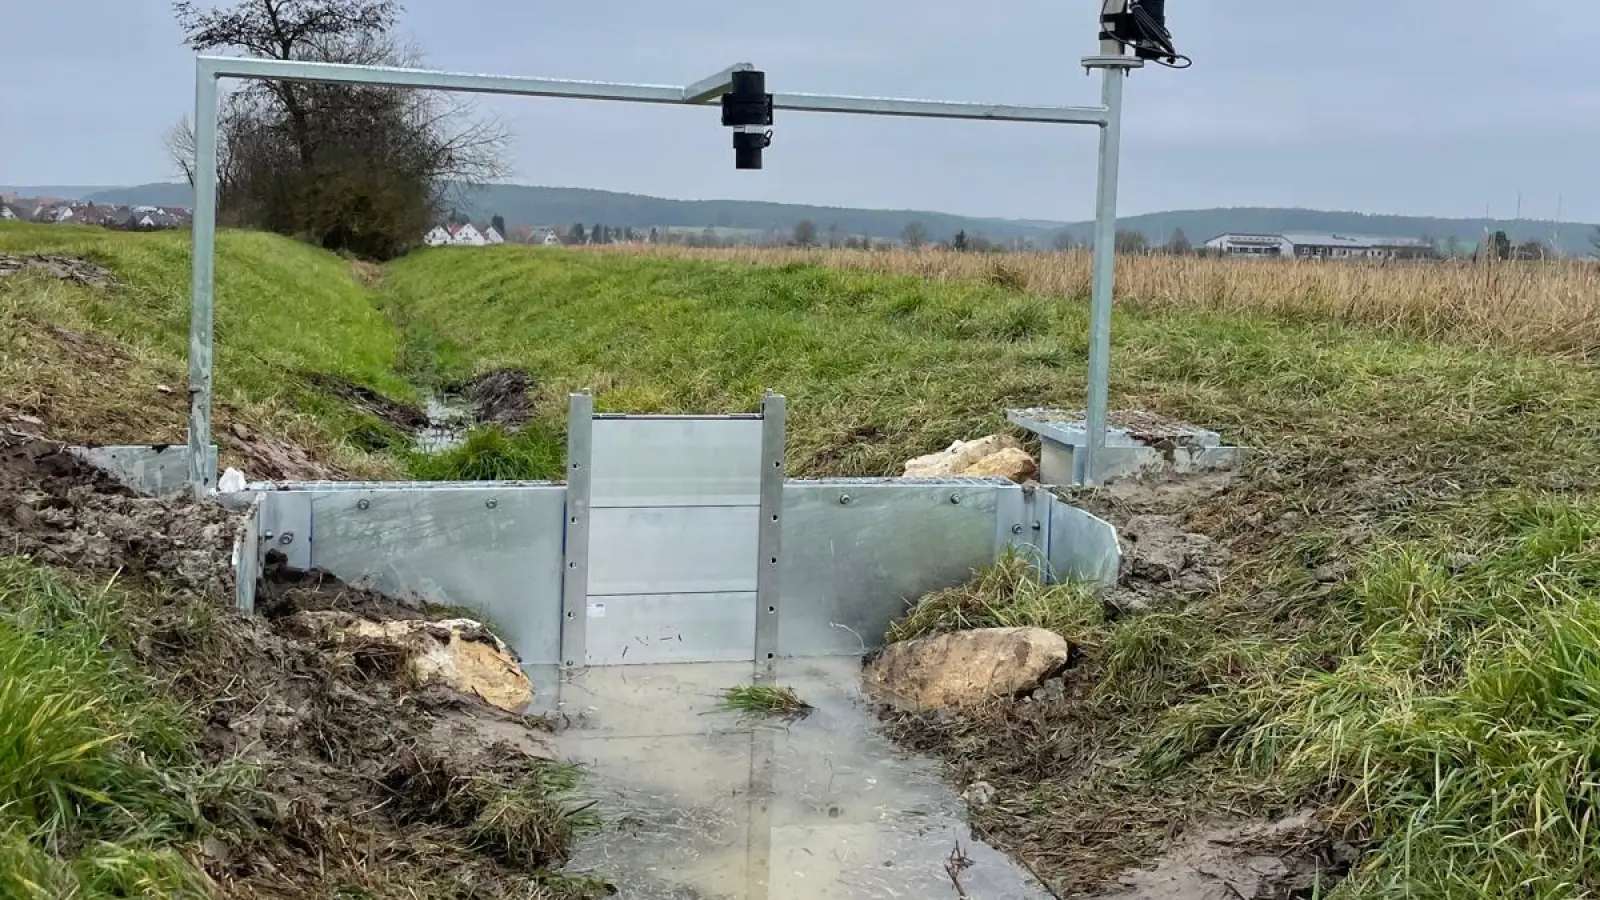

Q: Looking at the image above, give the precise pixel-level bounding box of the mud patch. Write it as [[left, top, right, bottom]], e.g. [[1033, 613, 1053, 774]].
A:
[[1051, 472, 1233, 614], [224, 420, 351, 482], [307, 373, 428, 431], [45, 323, 134, 368], [0, 430, 239, 594], [0, 428, 594, 897], [0, 253, 116, 287], [256, 551, 433, 621], [448, 367, 535, 429], [1092, 811, 1350, 900]]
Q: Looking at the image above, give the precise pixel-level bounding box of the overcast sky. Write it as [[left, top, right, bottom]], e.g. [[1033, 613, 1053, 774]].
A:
[[2, 1, 1597, 222]]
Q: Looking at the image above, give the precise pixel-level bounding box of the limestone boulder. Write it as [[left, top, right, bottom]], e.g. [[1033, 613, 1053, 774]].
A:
[[902, 434, 1025, 478], [865, 627, 1070, 711], [961, 447, 1038, 483], [292, 612, 534, 712]]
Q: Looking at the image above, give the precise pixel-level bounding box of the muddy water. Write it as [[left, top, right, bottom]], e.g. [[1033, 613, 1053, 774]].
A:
[[532, 658, 1048, 899], [412, 394, 473, 453]]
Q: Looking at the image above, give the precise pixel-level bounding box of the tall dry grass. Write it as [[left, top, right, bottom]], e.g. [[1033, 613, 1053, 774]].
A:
[[593, 245, 1600, 361]]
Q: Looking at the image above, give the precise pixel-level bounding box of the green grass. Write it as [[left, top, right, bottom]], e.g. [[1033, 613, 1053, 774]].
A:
[[887, 550, 1105, 646], [719, 685, 812, 717], [405, 423, 565, 481], [0, 558, 258, 899], [0, 222, 409, 473], [1136, 497, 1600, 897]]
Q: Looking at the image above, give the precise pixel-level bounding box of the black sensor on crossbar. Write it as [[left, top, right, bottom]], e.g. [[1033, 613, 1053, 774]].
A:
[[721, 69, 773, 170]]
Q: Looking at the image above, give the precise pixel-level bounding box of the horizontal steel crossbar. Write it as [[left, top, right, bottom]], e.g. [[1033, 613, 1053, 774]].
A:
[[195, 55, 1110, 126]]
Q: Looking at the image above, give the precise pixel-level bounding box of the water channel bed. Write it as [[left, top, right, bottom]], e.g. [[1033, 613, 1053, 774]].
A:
[[532, 657, 1049, 899]]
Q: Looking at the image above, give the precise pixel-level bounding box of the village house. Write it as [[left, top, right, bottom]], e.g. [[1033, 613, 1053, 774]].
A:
[[422, 223, 506, 247], [0, 196, 191, 230]]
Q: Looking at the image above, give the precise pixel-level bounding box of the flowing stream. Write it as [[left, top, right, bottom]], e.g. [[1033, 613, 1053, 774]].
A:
[[530, 658, 1050, 899]]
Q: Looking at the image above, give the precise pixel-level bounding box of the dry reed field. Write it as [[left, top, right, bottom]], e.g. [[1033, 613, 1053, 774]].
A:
[[596, 245, 1600, 361]]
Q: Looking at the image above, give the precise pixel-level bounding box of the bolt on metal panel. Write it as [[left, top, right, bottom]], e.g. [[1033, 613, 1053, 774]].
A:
[[257, 489, 312, 571]]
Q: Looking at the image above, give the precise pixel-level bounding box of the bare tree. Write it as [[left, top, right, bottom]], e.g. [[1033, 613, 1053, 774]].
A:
[[1114, 230, 1150, 254], [793, 219, 819, 247], [167, 0, 508, 259], [901, 221, 928, 249]]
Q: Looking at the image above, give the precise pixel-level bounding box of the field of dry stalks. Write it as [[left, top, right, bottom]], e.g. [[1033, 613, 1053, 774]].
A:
[[597, 246, 1600, 361]]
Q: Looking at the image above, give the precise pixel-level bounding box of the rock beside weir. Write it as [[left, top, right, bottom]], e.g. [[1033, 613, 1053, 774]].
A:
[[865, 627, 1070, 711], [290, 612, 534, 712], [902, 434, 1036, 483]]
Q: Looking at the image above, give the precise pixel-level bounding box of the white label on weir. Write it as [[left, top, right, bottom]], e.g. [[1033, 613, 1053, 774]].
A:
[[588, 603, 606, 618]]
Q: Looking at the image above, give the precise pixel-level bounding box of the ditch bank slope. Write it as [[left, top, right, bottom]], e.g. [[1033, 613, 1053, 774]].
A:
[[6, 228, 1600, 897], [384, 244, 1600, 898], [0, 429, 603, 898]]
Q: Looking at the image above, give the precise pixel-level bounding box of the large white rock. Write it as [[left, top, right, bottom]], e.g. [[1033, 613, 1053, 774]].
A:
[[865, 627, 1071, 711], [293, 613, 534, 712], [903, 434, 1029, 479]]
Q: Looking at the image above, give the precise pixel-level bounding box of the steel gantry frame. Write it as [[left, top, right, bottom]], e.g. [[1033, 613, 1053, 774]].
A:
[[185, 48, 1143, 495]]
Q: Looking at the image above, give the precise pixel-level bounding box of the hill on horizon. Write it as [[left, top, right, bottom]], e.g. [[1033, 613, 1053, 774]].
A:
[[8, 181, 1596, 255]]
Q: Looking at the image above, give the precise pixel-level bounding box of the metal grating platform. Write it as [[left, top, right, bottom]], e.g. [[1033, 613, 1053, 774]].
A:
[[1008, 407, 1243, 486]]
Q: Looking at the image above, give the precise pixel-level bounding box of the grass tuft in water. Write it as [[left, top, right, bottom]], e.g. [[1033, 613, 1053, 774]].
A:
[[719, 685, 813, 717], [405, 423, 564, 481]]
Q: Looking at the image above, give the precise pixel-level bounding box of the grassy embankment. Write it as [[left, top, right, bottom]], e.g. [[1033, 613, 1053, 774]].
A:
[[382, 243, 1600, 898], [5, 222, 1600, 895], [0, 222, 410, 476], [0, 227, 598, 897]]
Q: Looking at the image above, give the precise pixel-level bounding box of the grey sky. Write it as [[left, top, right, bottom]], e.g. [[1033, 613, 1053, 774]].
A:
[[2, 1, 1597, 222]]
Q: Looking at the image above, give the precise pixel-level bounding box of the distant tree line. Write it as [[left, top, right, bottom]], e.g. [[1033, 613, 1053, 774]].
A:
[[166, 0, 506, 260]]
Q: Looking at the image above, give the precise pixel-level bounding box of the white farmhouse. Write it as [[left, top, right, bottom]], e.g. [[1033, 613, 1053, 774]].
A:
[[483, 226, 505, 245], [423, 225, 451, 246], [449, 223, 486, 246]]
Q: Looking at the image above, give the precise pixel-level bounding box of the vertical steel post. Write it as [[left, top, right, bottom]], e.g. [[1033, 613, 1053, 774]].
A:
[[187, 63, 221, 496], [1082, 65, 1127, 486], [560, 392, 595, 670], [753, 391, 787, 682]]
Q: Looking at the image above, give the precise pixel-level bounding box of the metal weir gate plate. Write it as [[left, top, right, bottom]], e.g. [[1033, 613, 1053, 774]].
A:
[[561, 393, 786, 672]]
